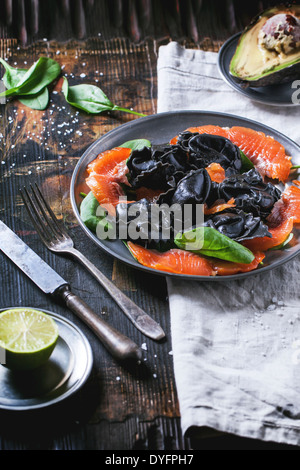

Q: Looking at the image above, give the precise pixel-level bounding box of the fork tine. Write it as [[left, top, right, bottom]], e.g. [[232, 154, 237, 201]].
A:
[[20, 187, 53, 246], [32, 183, 69, 239], [26, 185, 62, 241]]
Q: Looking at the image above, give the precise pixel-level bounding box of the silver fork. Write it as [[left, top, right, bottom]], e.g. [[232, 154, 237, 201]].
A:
[[20, 184, 165, 341]]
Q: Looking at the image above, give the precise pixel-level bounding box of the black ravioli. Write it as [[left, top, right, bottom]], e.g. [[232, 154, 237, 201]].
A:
[[218, 169, 281, 217], [126, 145, 191, 190], [204, 209, 271, 242], [158, 168, 213, 205], [177, 132, 242, 176], [116, 198, 175, 251]]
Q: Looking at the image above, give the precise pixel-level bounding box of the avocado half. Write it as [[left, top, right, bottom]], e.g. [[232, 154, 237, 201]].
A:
[[230, 4, 300, 87]]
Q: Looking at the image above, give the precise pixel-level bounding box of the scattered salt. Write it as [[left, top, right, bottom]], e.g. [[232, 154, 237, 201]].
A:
[[141, 343, 147, 351], [80, 73, 86, 78]]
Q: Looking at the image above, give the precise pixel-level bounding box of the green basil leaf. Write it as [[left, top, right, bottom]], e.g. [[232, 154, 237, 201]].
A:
[[0, 58, 49, 110], [80, 191, 113, 234], [174, 226, 255, 264], [120, 139, 151, 150], [62, 77, 146, 116], [240, 150, 254, 172], [0, 57, 60, 97]]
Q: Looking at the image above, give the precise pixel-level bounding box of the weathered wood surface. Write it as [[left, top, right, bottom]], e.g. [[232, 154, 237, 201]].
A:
[[0, 0, 282, 46], [0, 3, 298, 451], [0, 36, 185, 450]]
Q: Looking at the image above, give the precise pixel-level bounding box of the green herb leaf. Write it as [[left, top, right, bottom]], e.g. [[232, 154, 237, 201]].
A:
[[120, 139, 151, 150], [79, 191, 113, 234], [62, 77, 146, 117], [0, 58, 49, 110], [240, 150, 254, 172], [0, 57, 60, 98], [174, 226, 255, 264], [18, 89, 49, 110]]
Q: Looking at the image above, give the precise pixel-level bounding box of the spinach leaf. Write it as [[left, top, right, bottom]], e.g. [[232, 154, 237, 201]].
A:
[[17, 89, 49, 110], [0, 58, 49, 110], [240, 150, 254, 172], [62, 77, 146, 117], [0, 57, 60, 97], [174, 226, 255, 264], [79, 191, 113, 234], [120, 139, 151, 150]]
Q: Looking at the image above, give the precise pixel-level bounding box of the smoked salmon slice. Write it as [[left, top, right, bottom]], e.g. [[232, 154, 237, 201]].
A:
[[127, 242, 263, 276], [87, 147, 131, 176], [86, 173, 127, 215], [211, 251, 265, 276], [242, 218, 294, 252], [268, 183, 300, 226], [204, 198, 235, 215], [127, 242, 215, 276], [205, 162, 226, 183], [227, 127, 291, 183], [170, 125, 292, 182]]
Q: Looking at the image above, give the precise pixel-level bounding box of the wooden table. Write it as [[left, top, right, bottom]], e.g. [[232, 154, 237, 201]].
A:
[[0, 1, 298, 451]]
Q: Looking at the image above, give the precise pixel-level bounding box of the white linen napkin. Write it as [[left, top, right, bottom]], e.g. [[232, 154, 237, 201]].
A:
[[157, 41, 300, 445]]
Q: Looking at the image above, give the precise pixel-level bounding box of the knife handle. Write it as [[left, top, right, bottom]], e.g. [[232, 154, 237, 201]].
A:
[[66, 246, 165, 341], [55, 285, 142, 362]]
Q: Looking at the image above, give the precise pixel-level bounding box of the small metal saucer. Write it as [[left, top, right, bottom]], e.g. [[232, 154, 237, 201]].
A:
[[0, 308, 93, 411]]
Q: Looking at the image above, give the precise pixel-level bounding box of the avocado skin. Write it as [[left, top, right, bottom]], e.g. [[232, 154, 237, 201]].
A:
[[229, 4, 300, 88], [231, 60, 300, 88]]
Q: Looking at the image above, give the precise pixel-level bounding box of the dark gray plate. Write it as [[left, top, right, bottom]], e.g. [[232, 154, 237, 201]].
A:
[[0, 308, 93, 411], [218, 33, 299, 107], [70, 110, 300, 281]]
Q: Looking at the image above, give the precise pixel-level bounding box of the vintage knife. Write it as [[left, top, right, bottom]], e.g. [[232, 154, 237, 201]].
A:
[[0, 220, 143, 362]]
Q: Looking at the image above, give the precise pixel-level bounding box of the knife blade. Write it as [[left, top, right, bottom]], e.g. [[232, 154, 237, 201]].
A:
[[0, 220, 142, 362]]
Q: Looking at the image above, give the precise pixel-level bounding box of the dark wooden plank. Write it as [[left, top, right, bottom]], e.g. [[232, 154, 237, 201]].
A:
[[0, 0, 284, 46]]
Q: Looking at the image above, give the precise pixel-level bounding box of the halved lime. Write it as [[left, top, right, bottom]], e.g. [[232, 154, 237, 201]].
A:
[[0, 308, 59, 371]]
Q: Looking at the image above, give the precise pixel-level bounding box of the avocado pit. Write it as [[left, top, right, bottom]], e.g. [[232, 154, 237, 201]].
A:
[[259, 13, 300, 55]]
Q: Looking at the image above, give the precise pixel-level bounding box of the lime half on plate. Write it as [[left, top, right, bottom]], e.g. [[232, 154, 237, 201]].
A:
[[0, 308, 59, 371]]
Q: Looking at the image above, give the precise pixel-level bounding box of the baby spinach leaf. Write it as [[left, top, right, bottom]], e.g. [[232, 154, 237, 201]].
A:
[[174, 226, 255, 264], [0, 58, 26, 88], [18, 89, 49, 110], [80, 191, 113, 234], [62, 77, 146, 117], [120, 139, 151, 150], [0, 57, 60, 97], [0, 58, 49, 110], [240, 150, 254, 172]]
